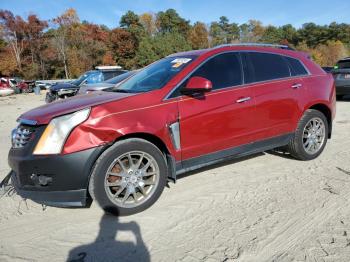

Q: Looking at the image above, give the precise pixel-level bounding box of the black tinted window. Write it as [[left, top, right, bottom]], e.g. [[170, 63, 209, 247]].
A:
[[246, 52, 291, 83], [286, 57, 308, 76], [337, 60, 350, 69], [190, 53, 242, 90]]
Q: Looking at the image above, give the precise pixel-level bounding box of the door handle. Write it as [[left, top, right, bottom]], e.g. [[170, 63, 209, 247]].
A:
[[291, 83, 302, 89], [236, 97, 251, 103]]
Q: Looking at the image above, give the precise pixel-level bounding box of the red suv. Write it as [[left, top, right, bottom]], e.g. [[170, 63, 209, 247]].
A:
[[8, 44, 336, 216]]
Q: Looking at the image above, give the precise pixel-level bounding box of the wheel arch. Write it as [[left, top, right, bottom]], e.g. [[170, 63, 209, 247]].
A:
[[114, 132, 170, 155], [113, 132, 177, 181], [308, 103, 332, 138]]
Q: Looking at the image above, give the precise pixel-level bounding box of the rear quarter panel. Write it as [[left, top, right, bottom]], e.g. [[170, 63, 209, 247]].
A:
[[295, 54, 335, 119], [302, 73, 336, 120]]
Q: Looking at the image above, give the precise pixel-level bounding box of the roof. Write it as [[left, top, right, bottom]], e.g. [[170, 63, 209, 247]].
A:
[[169, 43, 295, 58], [214, 43, 293, 50], [95, 65, 123, 71], [338, 57, 350, 62], [167, 49, 209, 57]]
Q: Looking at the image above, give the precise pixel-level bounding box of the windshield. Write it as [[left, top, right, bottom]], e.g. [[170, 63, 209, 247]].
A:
[[71, 71, 99, 86], [105, 71, 134, 85], [114, 56, 196, 93], [336, 60, 350, 69]]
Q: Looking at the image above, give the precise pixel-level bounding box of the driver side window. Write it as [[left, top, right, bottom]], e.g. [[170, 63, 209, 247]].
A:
[[170, 52, 243, 98], [190, 52, 243, 90]]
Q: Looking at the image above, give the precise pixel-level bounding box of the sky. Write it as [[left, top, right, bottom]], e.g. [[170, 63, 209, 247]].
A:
[[1, 0, 350, 29]]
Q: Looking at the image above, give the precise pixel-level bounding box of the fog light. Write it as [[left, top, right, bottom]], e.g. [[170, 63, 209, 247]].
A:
[[31, 174, 52, 186]]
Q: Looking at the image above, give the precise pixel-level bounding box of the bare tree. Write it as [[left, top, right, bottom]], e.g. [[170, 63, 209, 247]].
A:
[[0, 10, 26, 72], [51, 8, 79, 79]]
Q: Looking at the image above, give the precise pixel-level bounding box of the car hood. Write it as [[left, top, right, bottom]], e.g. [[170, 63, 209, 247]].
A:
[[19, 91, 135, 125], [50, 82, 77, 91], [84, 82, 115, 88], [78, 83, 115, 94]]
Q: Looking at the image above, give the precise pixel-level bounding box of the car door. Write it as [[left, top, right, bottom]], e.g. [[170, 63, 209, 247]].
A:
[[242, 52, 306, 141], [177, 52, 256, 165]]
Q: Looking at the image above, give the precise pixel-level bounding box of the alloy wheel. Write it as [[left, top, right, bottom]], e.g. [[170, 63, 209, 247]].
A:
[[104, 151, 160, 208], [302, 117, 326, 155]]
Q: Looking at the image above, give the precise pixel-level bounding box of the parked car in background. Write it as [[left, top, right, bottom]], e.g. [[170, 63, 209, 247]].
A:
[[332, 57, 350, 99], [0, 77, 34, 94], [9, 43, 335, 216], [78, 71, 135, 94], [45, 66, 127, 103], [13, 78, 35, 94], [36, 79, 74, 90], [322, 67, 334, 73], [0, 77, 14, 96]]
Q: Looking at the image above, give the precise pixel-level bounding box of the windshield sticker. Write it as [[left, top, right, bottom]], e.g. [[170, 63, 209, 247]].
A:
[[171, 58, 192, 68]]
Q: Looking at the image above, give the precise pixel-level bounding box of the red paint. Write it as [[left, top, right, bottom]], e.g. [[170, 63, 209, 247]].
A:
[[19, 45, 335, 163], [185, 76, 212, 91]]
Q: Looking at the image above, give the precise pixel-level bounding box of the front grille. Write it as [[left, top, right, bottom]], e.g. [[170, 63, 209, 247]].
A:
[[12, 125, 36, 148]]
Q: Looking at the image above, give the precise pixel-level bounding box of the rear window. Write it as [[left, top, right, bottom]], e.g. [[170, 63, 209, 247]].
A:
[[336, 60, 350, 69], [286, 57, 308, 76], [246, 52, 291, 83]]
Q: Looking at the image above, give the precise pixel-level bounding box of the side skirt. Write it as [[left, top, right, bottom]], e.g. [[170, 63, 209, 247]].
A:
[[175, 133, 293, 176]]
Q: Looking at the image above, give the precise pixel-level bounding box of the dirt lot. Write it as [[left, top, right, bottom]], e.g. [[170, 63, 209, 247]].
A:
[[1, 93, 350, 262]]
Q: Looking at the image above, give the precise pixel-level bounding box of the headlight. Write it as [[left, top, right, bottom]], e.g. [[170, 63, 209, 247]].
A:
[[33, 108, 90, 155]]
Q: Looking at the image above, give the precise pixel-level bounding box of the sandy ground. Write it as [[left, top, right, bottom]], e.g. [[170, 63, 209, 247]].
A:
[[1, 93, 350, 262]]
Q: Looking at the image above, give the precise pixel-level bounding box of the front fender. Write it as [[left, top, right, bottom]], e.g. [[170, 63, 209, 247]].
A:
[[63, 100, 180, 161]]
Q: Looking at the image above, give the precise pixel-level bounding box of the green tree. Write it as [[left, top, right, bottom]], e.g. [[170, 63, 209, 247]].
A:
[[210, 22, 225, 46], [120, 11, 140, 28], [298, 23, 329, 48], [156, 9, 190, 37], [261, 25, 283, 44]]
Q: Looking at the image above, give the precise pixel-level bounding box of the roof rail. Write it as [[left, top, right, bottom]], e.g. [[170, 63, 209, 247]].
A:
[[214, 43, 294, 50], [95, 65, 122, 70]]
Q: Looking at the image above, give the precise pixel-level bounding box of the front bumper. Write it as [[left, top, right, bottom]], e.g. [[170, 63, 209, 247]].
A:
[[11, 172, 88, 207], [8, 140, 106, 207]]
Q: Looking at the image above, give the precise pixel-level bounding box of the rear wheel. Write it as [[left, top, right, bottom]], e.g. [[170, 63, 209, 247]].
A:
[[89, 138, 167, 216], [287, 109, 328, 160]]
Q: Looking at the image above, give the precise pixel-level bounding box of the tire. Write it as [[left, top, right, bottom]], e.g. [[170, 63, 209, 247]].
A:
[[14, 87, 21, 94], [89, 138, 167, 216], [287, 109, 328, 161]]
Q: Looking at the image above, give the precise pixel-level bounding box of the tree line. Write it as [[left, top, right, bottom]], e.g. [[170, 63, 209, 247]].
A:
[[0, 8, 349, 80]]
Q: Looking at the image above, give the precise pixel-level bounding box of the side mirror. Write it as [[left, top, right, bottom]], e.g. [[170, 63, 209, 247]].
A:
[[182, 76, 212, 93]]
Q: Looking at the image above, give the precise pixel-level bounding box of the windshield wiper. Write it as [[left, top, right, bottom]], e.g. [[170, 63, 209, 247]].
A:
[[112, 89, 133, 93]]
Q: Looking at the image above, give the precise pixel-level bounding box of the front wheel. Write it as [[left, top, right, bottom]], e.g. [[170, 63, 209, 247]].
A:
[[287, 109, 328, 161], [89, 138, 167, 216]]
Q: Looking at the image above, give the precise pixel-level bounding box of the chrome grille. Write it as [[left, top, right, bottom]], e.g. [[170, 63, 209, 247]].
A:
[[12, 126, 35, 148]]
